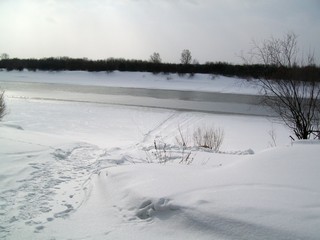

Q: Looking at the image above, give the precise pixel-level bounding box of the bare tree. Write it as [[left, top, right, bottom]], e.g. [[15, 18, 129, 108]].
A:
[[149, 52, 162, 64], [0, 53, 9, 60], [192, 59, 199, 65], [180, 49, 192, 65], [250, 32, 298, 67], [0, 91, 6, 121], [244, 32, 320, 139]]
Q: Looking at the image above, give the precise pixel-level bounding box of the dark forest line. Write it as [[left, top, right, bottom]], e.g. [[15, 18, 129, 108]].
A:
[[0, 57, 319, 82]]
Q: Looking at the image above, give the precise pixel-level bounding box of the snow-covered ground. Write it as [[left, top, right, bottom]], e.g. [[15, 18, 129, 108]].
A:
[[1, 71, 319, 239], [0, 70, 258, 94]]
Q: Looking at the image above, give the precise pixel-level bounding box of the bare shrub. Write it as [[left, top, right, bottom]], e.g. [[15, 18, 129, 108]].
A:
[[147, 137, 194, 165], [175, 125, 190, 148], [153, 139, 170, 164], [175, 126, 194, 164], [148, 125, 224, 165], [0, 90, 6, 121], [268, 125, 277, 147], [193, 126, 224, 152], [242, 32, 320, 140], [179, 150, 193, 165], [259, 78, 320, 139]]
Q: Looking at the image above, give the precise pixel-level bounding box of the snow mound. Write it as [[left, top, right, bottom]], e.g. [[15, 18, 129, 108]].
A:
[[103, 144, 320, 239]]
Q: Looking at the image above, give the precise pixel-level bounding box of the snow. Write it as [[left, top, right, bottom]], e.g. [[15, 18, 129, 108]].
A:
[[0, 70, 269, 116], [0, 70, 259, 94], [1, 70, 319, 239]]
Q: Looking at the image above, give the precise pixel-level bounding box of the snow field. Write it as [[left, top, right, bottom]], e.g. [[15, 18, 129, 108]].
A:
[[1, 71, 319, 239], [0, 70, 259, 94]]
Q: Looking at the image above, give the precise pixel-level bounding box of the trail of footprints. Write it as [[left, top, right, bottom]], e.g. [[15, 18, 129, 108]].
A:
[[0, 143, 109, 238]]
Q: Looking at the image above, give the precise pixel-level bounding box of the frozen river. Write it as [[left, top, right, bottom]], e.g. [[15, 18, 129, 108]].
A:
[[0, 80, 270, 116]]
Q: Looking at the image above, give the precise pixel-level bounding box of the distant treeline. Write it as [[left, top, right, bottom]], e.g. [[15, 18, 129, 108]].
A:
[[0, 57, 319, 82]]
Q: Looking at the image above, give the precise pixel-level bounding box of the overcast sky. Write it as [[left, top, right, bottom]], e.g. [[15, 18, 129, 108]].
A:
[[0, 0, 319, 64]]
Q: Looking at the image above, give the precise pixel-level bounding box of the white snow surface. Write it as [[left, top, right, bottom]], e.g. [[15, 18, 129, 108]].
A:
[[0, 70, 259, 94], [1, 71, 319, 240]]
